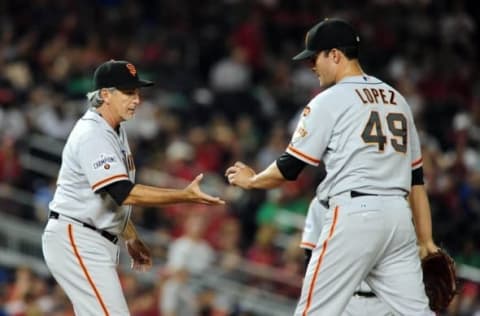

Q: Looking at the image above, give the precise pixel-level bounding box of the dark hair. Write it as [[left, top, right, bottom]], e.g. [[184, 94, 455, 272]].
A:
[[335, 46, 359, 59]]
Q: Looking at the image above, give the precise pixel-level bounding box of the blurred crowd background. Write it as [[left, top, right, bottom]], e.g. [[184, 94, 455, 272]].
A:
[[1, 0, 479, 315]]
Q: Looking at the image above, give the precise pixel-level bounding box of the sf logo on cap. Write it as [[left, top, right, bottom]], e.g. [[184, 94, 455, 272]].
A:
[[126, 63, 137, 76]]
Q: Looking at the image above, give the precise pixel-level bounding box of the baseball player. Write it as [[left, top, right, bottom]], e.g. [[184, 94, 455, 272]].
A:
[[301, 197, 394, 316], [226, 18, 439, 315], [42, 60, 224, 316]]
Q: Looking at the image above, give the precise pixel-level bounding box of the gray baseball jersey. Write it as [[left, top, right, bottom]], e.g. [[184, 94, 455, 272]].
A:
[[43, 108, 136, 316], [292, 75, 432, 315], [287, 75, 422, 201], [49, 109, 135, 234]]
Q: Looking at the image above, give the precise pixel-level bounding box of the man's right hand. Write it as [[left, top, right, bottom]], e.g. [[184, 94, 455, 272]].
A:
[[184, 174, 225, 205], [225, 161, 256, 189]]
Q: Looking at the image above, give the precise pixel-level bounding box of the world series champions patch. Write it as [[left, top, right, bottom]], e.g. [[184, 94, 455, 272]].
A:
[[92, 154, 118, 170]]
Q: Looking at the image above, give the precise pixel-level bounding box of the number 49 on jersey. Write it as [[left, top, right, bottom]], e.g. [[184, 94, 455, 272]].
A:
[[361, 111, 407, 153]]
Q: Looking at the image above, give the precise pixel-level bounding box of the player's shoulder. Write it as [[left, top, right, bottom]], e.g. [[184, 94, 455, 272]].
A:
[[306, 83, 352, 116], [71, 110, 112, 141], [308, 87, 337, 110]]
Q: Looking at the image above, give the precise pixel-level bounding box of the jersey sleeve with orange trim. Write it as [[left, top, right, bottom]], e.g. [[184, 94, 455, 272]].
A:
[[286, 97, 335, 166], [77, 134, 129, 192]]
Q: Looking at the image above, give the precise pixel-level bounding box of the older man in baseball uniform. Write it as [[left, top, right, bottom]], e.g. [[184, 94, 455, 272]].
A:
[[301, 198, 394, 316], [42, 60, 224, 316], [226, 18, 438, 315]]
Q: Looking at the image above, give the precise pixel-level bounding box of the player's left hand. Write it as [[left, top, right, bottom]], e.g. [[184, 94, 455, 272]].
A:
[[225, 161, 256, 189], [125, 238, 153, 272]]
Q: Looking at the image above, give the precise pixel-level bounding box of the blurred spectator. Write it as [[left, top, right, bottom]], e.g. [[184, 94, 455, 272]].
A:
[[245, 224, 280, 268], [165, 139, 196, 180], [256, 180, 310, 235], [25, 87, 76, 140], [190, 118, 236, 173], [209, 46, 251, 94], [244, 224, 281, 294], [275, 232, 303, 298], [212, 217, 243, 273], [0, 135, 22, 185], [0, 0, 479, 314], [455, 240, 480, 269], [32, 179, 56, 223], [234, 115, 260, 161], [0, 269, 7, 316], [196, 286, 231, 316], [124, 276, 157, 316], [209, 46, 261, 121], [0, 100, 27, 142], [452, 281, 479, 316], [3, 266, 38, 316], [124, 100, 163, 142], [159, 213, 215, 316], [255, 124, 288, 170], [230, 9, 265, 72]]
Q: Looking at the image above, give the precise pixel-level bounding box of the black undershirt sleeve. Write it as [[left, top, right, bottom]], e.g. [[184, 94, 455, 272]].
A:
[[276, 152, 307, 180], [412, 167, 424, 186], [98, 180, 135, 206], [304, 249, 312, 271]]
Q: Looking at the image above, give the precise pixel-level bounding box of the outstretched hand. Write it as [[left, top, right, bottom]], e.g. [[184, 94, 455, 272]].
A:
[[225, 161, 256, 189], [125, 238, 153, 272], [184, 174, 225, 205]]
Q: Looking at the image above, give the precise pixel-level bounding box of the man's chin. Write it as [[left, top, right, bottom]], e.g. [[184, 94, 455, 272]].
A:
[[122, 114, 135, 121]]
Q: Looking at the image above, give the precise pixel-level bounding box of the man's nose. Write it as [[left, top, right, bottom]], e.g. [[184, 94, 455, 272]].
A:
[[133, 94, 140, 104]]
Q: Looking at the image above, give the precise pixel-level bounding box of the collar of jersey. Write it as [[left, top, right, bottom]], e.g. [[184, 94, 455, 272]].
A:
[[337, 74, 381, 85], [84, 108, 121, 133]]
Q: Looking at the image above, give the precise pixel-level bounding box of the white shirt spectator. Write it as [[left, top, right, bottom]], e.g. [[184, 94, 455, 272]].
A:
[[167, 236, 214, 275]]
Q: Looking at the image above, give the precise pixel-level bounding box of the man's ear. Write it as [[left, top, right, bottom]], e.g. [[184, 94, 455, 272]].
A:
[[100, 88, 110, 103], [332, 49, 343, 64]]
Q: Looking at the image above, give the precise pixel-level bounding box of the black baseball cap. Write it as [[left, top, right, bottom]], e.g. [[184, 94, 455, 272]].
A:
[[292, 18, 360, 61], [93, 60, 154, 90]]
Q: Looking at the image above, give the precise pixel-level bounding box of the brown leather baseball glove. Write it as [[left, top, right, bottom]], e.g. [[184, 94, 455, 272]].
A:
[[421, 249, 457, 312]]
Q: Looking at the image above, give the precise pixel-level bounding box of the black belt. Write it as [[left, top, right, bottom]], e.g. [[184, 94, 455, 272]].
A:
[[320, 191, 378, 209], [350, 190, 378, 198], [353, 291, 376, 298], [49, 211, 118, 244]]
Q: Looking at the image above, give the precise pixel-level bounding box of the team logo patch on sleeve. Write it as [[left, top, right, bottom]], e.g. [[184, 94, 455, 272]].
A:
[[92, 154, 118, 170], [303, 106, 311, 117], [291, 119, 308, 145]]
